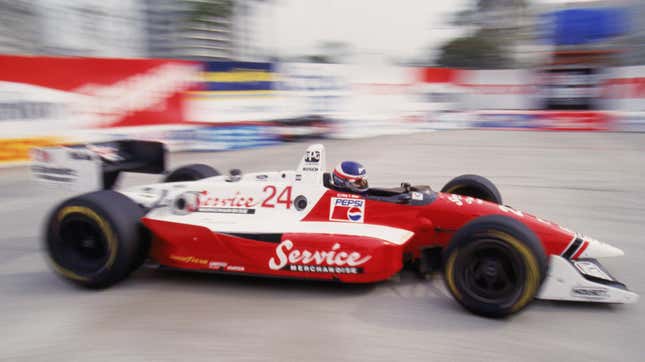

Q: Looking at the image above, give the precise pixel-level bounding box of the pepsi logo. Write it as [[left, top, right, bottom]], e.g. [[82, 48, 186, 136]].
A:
[[347, 207, 362, 221], [329, 197, 365, 223]]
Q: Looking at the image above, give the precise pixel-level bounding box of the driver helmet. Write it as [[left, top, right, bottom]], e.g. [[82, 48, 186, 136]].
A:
[[332, 161, 368, 192]]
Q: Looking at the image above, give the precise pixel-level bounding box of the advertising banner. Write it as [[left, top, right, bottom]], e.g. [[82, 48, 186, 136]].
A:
[[0, 55, 200, 163], [187, 61, 296, 123], [163, 125, 279, 152], [602, 66, 645, 113], [457, 69, 538, 111], [275, 62, 348, 119], [471, 111, 541, 129], [536, 111, 611, 131]]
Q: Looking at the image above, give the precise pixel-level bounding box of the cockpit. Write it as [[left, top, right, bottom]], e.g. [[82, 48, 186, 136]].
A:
[[322, 173, 435, 205]]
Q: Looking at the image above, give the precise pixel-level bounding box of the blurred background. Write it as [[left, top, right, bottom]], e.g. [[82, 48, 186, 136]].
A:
[[1, 2, 645, 361], [1, 0, 644, 164]]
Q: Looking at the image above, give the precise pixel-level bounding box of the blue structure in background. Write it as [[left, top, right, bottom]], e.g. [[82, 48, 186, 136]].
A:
[[541, 7, 630, 45]]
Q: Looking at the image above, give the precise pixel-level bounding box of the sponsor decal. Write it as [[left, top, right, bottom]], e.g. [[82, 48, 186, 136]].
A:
[[255, 174, 268, 180], [208, 261, 228, 270], [196, 191, 260, 214], [67, 150, 93, 161], [199, 207, 255, 214], [226, 265, 245, 272], [446, 194, 483, 207], [208, 261, 245, 272], [31, 165, 77, 182], [198, 191, 259, 208], [304, 150, 321, 163], [574, 260, 613, 281], [301, 150, 321, 172], [170, 255, 208, 266], [411, 192, 423, 200], [571, 287, 609, 300], [336, 193, 361, 199], [268, 240, 371, 274], [329, 197, 365, 223]]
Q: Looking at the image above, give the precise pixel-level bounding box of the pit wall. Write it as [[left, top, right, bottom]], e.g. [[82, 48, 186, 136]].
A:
[[1, 55, 644, 165]]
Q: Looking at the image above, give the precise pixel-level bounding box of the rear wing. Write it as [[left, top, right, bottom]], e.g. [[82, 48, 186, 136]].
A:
[[31, 140, 166, 192]]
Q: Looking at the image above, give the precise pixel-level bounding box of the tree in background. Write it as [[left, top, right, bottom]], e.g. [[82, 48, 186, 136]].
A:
[[436, 0, 533, 68], [436, 31, 511, 69]]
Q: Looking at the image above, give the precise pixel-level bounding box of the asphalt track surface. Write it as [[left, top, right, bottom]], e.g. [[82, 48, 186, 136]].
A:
[[1, 131, 644, 362]]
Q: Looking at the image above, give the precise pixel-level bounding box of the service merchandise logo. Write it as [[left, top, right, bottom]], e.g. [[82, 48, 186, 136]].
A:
[[329, 197, 365, 223], [197, 190, 259, 214], [268, 240, 371, 274]]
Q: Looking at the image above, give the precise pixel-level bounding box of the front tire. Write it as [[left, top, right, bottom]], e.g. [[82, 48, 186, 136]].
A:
[[45, 190, 146, 288], [442, 215, 547, 318], [441, 174, 502, 204]]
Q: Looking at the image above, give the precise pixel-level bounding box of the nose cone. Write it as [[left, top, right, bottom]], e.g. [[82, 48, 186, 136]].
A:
[[579, 236, 625, 258]]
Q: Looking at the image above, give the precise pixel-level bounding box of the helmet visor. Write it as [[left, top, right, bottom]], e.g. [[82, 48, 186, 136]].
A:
[[349, 177, 368, 191]]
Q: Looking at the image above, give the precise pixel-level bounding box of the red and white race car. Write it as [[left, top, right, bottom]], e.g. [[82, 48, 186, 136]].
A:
[[33, 142, 637, 317]]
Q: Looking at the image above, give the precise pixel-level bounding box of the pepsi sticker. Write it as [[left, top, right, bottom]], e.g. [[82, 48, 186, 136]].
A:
[[329, 197, 365, 223]]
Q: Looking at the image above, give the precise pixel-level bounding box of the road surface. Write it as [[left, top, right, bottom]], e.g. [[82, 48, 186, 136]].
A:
[[1, 131, 644, 361]]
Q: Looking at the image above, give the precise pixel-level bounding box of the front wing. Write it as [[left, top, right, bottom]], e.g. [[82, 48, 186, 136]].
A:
[[537, 256, 638, 304]]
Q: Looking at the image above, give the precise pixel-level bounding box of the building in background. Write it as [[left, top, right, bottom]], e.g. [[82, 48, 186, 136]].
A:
[[0, 1, 41, 55], [144, 0, 235, 61], [0, 0, 145, 58], [0, 0, 254, 61], [536, 2, 631, 110], [37, 0, 145, 58], [621, 1, 645, 66]]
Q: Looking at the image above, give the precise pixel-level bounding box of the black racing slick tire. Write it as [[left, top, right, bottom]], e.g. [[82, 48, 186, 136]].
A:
[[441, 174, 502, 204], [442, 215, 547, 318], [163, 164, 220, 182], [45, 190, 146, 289]]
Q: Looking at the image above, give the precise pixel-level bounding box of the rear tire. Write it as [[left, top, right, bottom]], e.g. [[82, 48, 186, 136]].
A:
[[45, 190, 146, 288], [442, 215, 547, 318], [441, 174, 502, 204], [163, 164, 220, 182]]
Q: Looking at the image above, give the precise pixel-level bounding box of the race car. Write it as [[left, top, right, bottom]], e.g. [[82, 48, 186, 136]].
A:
[[32, 141, 637, 317]]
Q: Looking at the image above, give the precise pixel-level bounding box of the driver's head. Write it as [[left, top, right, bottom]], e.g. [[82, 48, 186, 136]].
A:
[[332, 161, 368, 192]]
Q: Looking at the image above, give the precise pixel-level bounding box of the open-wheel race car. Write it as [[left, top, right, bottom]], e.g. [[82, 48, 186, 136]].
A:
[[32, 141, 638, 317]]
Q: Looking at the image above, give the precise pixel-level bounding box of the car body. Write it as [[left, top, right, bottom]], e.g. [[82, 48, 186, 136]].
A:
[[33, 142, 638, 317]]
